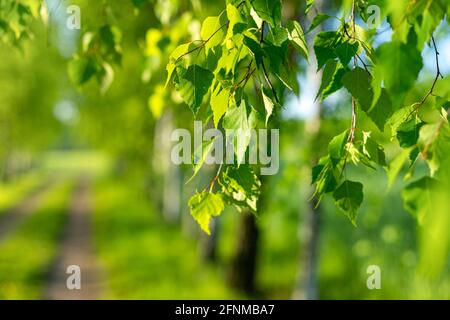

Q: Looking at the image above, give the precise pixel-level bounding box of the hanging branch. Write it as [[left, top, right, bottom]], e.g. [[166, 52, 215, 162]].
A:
[[410, 36, 444, 115], [349, 1, 357, 144], [260, 21, 280, 103]]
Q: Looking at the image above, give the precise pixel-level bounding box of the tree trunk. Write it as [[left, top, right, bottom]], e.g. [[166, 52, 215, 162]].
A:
[[293, 199, 321, 299], [202, 218, 220, 262], [153, 111, 181, 223], [229, 211, 259, 294], [292, 0, 325, 300]]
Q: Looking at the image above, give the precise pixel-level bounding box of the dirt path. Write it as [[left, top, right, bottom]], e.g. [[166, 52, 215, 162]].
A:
[[0, 181, 53, 242], [45, 177, 105, 300]]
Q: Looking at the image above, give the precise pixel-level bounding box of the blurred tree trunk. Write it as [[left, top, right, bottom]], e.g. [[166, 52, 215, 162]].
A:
[[229, 210, 259, 294], [292, 0, 324, 300], [202, 218, 220, 262], [153, 111, 181, 223]]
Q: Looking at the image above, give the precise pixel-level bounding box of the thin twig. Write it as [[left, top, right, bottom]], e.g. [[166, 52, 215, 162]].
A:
[[349, 0, 357, 144], [408, 35, 444, 118], [208, 163, 223, 193], [342, 22, 372, 76], [259, 21, 280, 103], [176, 22, 230, 62]]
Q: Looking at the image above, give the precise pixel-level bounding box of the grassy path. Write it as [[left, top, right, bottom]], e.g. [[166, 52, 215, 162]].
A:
[[45, 177, 104, 300], [0, 178, 54, 243], [0, 173, 43, 215], [93, 178, 234, 299], [0, 181, 73, 299]]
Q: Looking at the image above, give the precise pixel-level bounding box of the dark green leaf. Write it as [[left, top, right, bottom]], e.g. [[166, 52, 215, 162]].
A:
[[333, 180, 364, 225]]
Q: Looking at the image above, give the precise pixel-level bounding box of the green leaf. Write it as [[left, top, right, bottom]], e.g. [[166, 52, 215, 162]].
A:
[[267, 26, 289, 46], [316, 59, 338, 100], [367, 89, 393, 132], [402, 177, 438, 221], [388, 104, 417, 139], [219, 165, 261, 211], [243, 36, 264, 67], [418, 122, 450, 175], [189, 192, 224, 235], [313, 31, 340, 70], [321, 65, 348, 100], [261, 85, 275, 125], [201, 16, 226, 54], [305, 0, 314, 14], [186, 139, 216, 184], [333, 180, 364, 225], [387, 147, 412, 191], [175, 65, 214, 115], [251, 0, 282, 27], [335, 41, 359, 66], [275, 63, 299, 95], [312, 157, 338, 200], [361, 131, 387, 167], [328, 130, 349, 166], [287, 20, 308, 61], [414, 4, 445, 51], [211, 85, 230, 127], [342, 67, 373, 111], [222, 100, 251, 165], [165, 43, 190, 87], [98, 25, 122, 65], [396, 118, 424, 148], [307, 14, 331, 33], [225, 4, 244, 40], [374, 41, 423, 107], [68, 56, 98, 86], [99, 62, 114, 93]]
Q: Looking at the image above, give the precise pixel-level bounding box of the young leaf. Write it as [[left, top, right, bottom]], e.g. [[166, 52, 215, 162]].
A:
[[189, 192, 225, 235], [211, 85, 230, 127], [225, 4, 244, 40], [328, 130, 349, 166], [201, 16, 226, 54], [222, 100, 251, 165], [186, 139, 216, 184], [305, 0, 314, 14], [261, 85, 275, 125], [287, 20, 308, 61]]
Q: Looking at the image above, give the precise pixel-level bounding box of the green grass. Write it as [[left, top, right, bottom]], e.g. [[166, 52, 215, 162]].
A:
[[93, 178, 236, 299], [0, 172, 43, 215], [0, 180, 74, 299]]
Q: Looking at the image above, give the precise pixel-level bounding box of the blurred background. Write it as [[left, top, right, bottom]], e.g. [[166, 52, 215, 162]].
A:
[[0, 0, 449, 299]]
